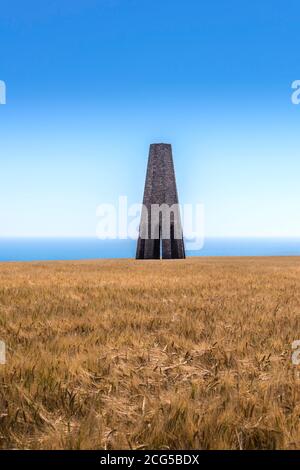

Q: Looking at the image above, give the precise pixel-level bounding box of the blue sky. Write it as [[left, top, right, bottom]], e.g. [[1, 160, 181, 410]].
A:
[[1, 0, 300, 237]]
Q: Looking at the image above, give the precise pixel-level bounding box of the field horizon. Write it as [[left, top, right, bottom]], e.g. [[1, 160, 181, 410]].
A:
[[2, 237, 300, 262], [0, 256, 300, 449]]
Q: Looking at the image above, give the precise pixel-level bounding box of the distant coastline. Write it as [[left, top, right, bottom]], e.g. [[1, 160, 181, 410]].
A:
[[0, 237, 300, 262]]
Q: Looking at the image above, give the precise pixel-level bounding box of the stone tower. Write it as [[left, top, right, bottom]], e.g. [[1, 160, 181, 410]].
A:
[[136, 143, 185, 259]]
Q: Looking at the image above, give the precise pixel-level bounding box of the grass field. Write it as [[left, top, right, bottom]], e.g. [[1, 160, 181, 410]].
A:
[[0, 257, 300, 449]]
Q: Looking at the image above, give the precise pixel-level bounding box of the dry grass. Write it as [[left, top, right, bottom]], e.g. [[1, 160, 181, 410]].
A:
[[0, 256, 300, 449]]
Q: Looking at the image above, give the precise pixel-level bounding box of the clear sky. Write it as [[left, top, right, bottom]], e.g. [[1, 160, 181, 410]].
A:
[[1, 0, 300, 238]]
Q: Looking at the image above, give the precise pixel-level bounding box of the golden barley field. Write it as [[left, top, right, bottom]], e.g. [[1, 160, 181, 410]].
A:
[[0, 257, 300, 450]]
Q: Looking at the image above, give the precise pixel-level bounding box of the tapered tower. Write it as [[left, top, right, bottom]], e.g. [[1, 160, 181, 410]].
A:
[[136, 143, 185, 259]]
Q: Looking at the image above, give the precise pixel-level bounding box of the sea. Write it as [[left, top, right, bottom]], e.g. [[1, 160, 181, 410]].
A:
[[0, 238, 300, 262]]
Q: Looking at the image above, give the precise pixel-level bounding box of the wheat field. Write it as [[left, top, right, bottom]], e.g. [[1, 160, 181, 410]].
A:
[[0, 257, 300, 449]]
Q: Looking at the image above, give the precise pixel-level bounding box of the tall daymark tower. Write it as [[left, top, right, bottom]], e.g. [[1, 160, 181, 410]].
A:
[[136, 143, 185, 259]]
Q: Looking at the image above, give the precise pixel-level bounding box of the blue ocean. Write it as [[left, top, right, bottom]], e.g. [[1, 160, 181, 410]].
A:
[[0, 238, 300, 262]]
